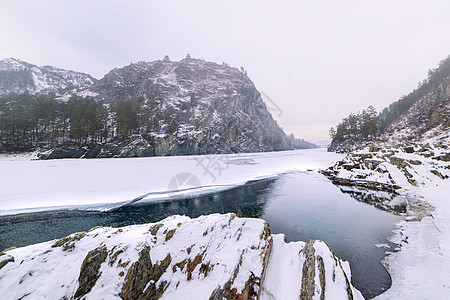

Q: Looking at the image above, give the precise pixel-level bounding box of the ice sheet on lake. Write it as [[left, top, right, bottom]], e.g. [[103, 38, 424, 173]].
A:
[[0, 149, 344, 215]]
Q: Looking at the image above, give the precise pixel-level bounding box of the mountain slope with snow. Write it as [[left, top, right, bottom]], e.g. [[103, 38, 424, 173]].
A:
[[0, 57, 293, 156], [80, 57, 291, 155], [329, 55, 450, 152], [0, 58, 96, 95], [381, 56, 450, 145]]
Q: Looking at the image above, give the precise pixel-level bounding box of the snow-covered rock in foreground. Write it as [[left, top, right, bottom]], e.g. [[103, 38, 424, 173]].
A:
[[0, 214, 361, 300], [261, 235, 363, 300]]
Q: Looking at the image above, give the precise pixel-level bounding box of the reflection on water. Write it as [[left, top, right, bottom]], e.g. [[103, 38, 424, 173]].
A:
[[338, 185, 407, 215], [0, 172, 402, 299]]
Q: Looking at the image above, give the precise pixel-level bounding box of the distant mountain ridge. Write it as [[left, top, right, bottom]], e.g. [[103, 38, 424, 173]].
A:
[[0, 58, 96, 95], [0, 56, 312, 157]]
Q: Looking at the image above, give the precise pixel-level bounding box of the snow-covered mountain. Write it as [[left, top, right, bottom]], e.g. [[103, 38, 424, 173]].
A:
[[82, 57, 291, 155], [314, 140, 331, 148], [0, 56, 293, 156], [0, 56, 294, 156], [0, 58, 96, 95]]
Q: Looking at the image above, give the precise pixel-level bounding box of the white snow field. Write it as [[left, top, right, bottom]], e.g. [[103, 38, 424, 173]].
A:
[[0, 149, 344, 215]]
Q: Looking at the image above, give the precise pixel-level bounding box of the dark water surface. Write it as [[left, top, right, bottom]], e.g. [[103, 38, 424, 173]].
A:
[[0, 171, 403, 299]]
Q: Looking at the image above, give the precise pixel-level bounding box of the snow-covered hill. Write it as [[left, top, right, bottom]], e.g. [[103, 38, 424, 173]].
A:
[[329, 55, 450, 153], [0, 58, 96, 95], [324, 56, 450, 297], [382, 57, 450, 145], [0, 213, 362, 300]]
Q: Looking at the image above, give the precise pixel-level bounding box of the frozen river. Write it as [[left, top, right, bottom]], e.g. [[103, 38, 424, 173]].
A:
[[0, 149, 404, 298]]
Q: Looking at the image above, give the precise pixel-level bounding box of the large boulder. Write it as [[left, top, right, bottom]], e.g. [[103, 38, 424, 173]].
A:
[[0, 214, 363, 300], [38, 147, 86, 160], [0, 214, 272, 300]]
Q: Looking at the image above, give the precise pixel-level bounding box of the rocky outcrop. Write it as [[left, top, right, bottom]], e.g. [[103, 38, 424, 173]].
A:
[[74, 245, 108, 299], [0, 214, 272, 300], [78, 57, 291, 156], [322, 150, 403, 193], [323, 144, 450, 216], [0, 214, 361, 300], [38, 147, 87, 160], [0, 252, 14, 270], [260, 235, 363, 300]]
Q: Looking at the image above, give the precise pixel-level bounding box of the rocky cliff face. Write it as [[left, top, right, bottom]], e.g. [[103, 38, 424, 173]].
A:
[[0, 57, 292, 157], [82, 57, 290, 155], [0, 214, 362, 300], [0, 58, 96, 95]]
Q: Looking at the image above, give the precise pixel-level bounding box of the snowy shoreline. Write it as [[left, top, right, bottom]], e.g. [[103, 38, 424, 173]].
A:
[[324, 143, 450, 299]]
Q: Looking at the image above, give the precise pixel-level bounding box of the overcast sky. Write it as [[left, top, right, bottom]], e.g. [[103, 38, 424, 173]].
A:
[[1, 0, 449, 141]]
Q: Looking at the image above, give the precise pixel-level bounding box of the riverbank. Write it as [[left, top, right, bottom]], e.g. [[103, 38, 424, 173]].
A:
[[324, 144, 450, 298]]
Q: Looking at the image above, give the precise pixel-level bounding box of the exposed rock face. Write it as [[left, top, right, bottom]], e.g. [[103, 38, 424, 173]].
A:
[[0, 58, 95, 95], [300, 240, 316, 299], [119, 246, 172, 300], [0, 214, 362, 300], [323, 144, 450, 219], [74, 246, 108, 299], [80, 57, 291, 155]]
